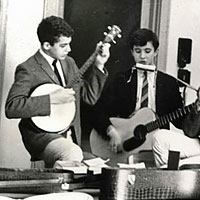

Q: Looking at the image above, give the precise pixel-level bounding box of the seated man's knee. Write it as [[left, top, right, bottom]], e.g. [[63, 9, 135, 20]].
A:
[[152, 129, 171, 147], [152, 130, 172, 167], [66, 144, 83, 161], [40, 138, 83, 167]]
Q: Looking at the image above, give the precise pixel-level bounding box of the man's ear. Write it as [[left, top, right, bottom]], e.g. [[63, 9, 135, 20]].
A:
[[155, 48, 159, 56], [42, 42, 51, 50]]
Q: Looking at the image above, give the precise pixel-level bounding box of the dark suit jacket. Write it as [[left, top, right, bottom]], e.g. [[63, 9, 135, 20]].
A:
[[5, 51, 108, 160], [92, 68, 184, 136]]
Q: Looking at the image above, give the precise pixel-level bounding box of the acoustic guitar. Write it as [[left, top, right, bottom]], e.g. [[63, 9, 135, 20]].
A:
[[90, 103, 195, 165], [31, 25, 122, 133]]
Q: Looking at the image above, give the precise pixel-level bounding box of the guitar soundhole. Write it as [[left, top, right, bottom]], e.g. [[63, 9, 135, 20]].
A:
[[134, 125, 147, 140], [123, 125, 147, 152], [123, 137, 145, 152]]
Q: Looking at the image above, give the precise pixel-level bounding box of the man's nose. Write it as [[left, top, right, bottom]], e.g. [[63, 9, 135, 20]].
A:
[[66, 45, 71, 53], [140, 51, 146, 59]]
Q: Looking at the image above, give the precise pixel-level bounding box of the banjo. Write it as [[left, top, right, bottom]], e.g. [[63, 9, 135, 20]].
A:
[[31, 25, 122, 133]]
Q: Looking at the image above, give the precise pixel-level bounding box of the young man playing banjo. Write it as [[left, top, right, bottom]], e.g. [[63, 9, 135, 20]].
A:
[[91, 28, 200, 167], [5, 16, 111, 168]]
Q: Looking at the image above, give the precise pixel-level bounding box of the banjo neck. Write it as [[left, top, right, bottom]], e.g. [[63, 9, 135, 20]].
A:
[[67, 51, 97, 88], [67, 25, 121, 88]]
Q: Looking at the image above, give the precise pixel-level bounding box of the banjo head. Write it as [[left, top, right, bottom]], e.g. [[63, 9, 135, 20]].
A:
[[31, 83, 76, 133]]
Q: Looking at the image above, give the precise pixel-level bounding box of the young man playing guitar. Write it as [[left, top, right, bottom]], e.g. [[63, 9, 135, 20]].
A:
[[5, 16, 111, 168], [91, 28, 200, 167]]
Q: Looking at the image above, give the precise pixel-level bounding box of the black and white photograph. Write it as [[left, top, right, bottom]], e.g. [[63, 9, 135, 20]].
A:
[[0, 0, 200, 199]]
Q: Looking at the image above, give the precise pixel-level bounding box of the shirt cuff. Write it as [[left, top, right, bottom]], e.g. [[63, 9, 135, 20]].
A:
[[107, 125, 117, 137], [96, 65, 105, 73]]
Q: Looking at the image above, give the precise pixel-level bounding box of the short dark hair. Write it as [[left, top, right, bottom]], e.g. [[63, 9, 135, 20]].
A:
[[37, 15, 74, 46], [129, 28, 159, 50]]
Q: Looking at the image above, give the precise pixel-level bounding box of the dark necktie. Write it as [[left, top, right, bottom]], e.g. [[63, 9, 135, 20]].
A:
[[52, 59, 63, 86], [141, 71, 148, 108]]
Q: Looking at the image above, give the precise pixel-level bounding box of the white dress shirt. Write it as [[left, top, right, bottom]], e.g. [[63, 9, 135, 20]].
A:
[[39, 49, 66, 87], [135, 69, 157, 112]]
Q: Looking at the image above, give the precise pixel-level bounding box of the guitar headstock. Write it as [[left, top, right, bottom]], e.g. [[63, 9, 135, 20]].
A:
[[103, 25, 122, 44]]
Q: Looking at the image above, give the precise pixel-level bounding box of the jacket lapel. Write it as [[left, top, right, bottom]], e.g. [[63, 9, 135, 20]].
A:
[[34, 51, 60, 85]]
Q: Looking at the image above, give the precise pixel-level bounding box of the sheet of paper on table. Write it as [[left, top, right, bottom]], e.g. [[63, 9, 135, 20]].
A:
[[54, 157, 110, 174]]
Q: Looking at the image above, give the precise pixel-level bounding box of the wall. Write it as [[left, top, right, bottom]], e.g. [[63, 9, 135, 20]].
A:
[[0, 0, 44, 168], [166, 0, 200, 104], [0, 0, 66, 168]]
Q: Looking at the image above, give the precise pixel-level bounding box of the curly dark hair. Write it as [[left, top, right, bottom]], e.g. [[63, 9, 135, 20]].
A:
[[37, 15, 74, 46], [129, 28, 159, 50]]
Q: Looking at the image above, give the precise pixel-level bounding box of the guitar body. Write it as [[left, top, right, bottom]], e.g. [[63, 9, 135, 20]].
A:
[[31, 83, 76, 133], [90, 107, 157, 165]]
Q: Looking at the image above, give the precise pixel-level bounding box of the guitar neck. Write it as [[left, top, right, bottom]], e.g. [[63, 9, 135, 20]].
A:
[[146, 103, 195, 133]]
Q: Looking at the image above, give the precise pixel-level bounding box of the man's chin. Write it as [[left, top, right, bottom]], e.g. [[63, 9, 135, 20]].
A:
[[59, 56, 67, 60]]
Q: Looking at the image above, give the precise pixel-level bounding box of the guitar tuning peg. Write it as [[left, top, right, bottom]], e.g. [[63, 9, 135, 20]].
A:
[[103, 32, 108, 36], [107, 26, 112, 30], [112, 40, 116, 44], [117, 34, 122, 38]]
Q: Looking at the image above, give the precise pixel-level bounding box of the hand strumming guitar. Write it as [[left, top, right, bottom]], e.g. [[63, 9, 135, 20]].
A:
[[107, 125, 122, 153]]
